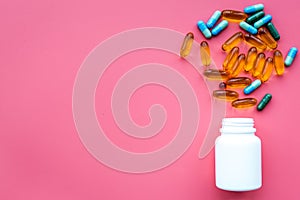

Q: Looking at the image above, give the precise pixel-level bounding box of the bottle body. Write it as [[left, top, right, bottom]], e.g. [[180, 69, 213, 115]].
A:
[[215, 118, 262, 191]]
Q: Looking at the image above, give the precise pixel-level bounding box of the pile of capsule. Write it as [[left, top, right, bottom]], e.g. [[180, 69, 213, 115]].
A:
[[180, 3, 298, 111]]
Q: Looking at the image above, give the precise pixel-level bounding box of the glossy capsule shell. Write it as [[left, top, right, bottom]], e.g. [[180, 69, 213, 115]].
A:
[[258, 27, 277, 49], [222, 32, 244, 51], [222, 10, 248, 22], [254, 14, 272, 29], [232, 98, 257, 108], [266, 22, 280, 41], [253, 53, 266, 78], [245, 47, 258, 72], [244, 79, 262, 95], [257, 94, 272, 111], [226, 77, 252, 88], [200, 41, 211, 66], [239, 21, 257, 35], [212, 20, 228, 36], [207, 10, 222, 28], [244, 4, 264, 14], [180, 32, 194, 57], [273, 50, 285, 75], [223, 47, 239, 70], [231, 54, 246, 77], [244, 33, 267, 50], [246, 11, 265, 24], [213, 90, 239, 101], [203, 69, 230, 80], [197, 21, 212, 39], [284, 47, 298, 67], [261, 57, 274, 82]]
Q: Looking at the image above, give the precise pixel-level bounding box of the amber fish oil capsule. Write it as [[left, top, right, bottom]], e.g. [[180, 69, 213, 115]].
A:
[[254, 14, 272, 29], [197, 21, 212, 39], [222, 10, 248, 22], [245, 47, 258, 72], [213, 90, 239, 101], [257, 94, 272, 111], [222, 32, 244, 51], [207, 10, 222, 28], [253, 53, 266, 78], [239, 21, 257, 35], [244, 4, 264, 14], [258, 27, 277, 49], [180, 32, 194, 57], [231, 54, 246, 77], [261, 57, 274, 82], [246, 11, 265, 24], [284, 47, 298, 67], [273, 50, 285, 75], [232, 98, 257, 108], [212, 20, 228, 36], [266, 22, 280, 41], [244, 33, 267, 50], [223, 47, 239, 70], [226, 77, 252, 88], [204, 69, 230, 80], [244, 79, 262, 95], [200, 41, 211, 66]]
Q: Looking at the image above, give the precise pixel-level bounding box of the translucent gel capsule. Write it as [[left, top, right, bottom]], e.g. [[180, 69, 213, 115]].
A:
[[207, 10, 222, 29], [232, 98, 257, 108], [226, 77, 252, 88], [246, 11, 265, 24], [239, 21, 257, 35], [254, 14, 272, 29], [285, 47, 298, 67], [273, 50, 284, 75], [200, 41, 211, 66], [253, 53, 266, 78], [257, 93, 272, 111], [231, 54, 246, 77], [211, 20, 228, 36], [222, 32, 244, 51], [261, 57, 274, 82], [245, 47, 257, 72], [244, 4, 264, 14], [266, 22, 280, 41], [180, 32, 194, 57], [197, 21, 212, 39], [244, 33, 267, 50], [258, 27, 277, 49], [244, 79, 262, 95], [213, 90, 239, 101], [203, 69, 230, 80], [223, 47, 239, 71], [222, 10, 248, 22]]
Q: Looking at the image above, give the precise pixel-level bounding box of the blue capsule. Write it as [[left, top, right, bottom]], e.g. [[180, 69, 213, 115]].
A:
[[254, 14, 272, 28], [197, 20, 212, 39], [239, 21, 257, 34], [244, 79, 262, 95], [211, 20, 228, 36], [207, 10, 221, 28], [284, 47, 298, 67], [244, 4, 264, 14]]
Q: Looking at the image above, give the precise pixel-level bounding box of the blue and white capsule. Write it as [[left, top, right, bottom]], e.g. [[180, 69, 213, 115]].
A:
[[244, 79, 262, 95], [211, 20, 228, 36], [197, 20, 212, 39], [284, 47, 298, 67], [254, 14, 272, 28], [239, 21, 257, 34], [207, 10, 221, 28], [244, 4, 264, 14]]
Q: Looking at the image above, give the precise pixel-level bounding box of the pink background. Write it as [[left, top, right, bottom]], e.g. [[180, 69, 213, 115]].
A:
[[1, 0, 300, 199]]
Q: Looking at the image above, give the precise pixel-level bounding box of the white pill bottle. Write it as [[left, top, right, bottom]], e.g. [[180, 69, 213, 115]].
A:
[[215, 118, 262, 191]]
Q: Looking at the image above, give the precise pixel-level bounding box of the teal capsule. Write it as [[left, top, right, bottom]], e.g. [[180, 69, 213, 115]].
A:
[[244, 4, 264, 14], [284, 47, 298, 67], [257, 93, 272, 111], [254, 14, 272, 28], [207, 10, 221, 28], [266, 22, 280, 41], [239, 21, 257, 34], [244, 79, 262, 95], [246, 11, 265, 24], [197, 20, 212, 39], [211, 20, 228, 36]]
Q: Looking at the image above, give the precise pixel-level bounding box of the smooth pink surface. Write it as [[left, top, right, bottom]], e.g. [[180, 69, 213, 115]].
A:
[[1, 0, 300, 199]]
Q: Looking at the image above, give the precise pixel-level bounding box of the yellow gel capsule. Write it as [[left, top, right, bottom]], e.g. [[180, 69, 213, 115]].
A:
[[213, 90, 239, 101], [258, 27, 277, 49], [261, 57, 274, 82], [226, 77, 252, 88], [203, 69, 230, 80], [222, 32, 244, 51], [200, 41, 211, 66], [180, 32, 194, 57], [231, 54, 246, 77], [273, 50, 285, 75], [245, 47, 257, 72], [222, 10, 248, 22], [244, 33, 267, 50], [253, 53, 266, 78], [223, 47, 239, 71], [232, 98, 257, 108]]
